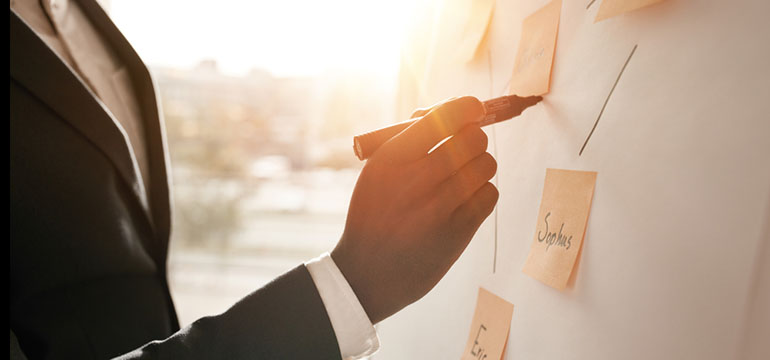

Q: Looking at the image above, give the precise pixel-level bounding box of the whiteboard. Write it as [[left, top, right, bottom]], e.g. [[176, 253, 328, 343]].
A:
[[377, 0, 770, 359]]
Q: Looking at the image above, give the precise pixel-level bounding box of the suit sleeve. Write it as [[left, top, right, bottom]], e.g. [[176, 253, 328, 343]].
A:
[[113, 264, 342, 360]]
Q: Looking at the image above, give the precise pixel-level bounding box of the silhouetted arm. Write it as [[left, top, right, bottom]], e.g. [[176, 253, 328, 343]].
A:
[[114, 265, 342, 360]]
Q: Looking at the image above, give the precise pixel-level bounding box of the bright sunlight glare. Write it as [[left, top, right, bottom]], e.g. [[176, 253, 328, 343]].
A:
[[109, 0, 423, 77]]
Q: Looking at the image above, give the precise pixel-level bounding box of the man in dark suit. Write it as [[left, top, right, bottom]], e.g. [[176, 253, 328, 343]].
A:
[[10, 0, 498, 358]]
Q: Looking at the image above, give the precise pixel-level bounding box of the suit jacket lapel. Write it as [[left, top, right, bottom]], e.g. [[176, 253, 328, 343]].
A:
[[10, 9, 160, 246], [73, 0, 174, 259]]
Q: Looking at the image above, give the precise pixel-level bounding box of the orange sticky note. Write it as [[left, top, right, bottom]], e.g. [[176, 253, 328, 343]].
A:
[[509, 0, 562, 96], [456, 0, 496, 63], [522, 168, 597, 290], [595, 0, 665, 22], [461, 288, 514, 360]]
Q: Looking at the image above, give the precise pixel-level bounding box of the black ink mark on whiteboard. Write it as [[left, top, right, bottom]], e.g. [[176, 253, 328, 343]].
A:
[[487, 48, 498, 274], [579, 44, 637, 156], [586, 0, 597, 10], [492, 127, 499, 274]]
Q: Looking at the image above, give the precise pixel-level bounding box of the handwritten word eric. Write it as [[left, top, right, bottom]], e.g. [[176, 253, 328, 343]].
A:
[[537, 212, 572, 251], [470, 324, 488, 360]]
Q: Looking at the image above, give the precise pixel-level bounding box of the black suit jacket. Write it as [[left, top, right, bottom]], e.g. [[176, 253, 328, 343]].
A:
[[10, 2, 340, 359]]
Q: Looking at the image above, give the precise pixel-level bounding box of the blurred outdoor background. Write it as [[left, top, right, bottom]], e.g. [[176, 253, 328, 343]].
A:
[[107, 0, 421, 326]]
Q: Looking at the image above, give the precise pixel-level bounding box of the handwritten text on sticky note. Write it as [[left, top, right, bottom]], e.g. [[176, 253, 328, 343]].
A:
[[509, 0, 561, 96], [595, 0, 666, 22], [461, 288, 514, 360], [522, 168, 597, 290]]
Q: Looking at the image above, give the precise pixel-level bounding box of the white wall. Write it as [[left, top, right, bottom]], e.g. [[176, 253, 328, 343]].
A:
[[377, 0, 770, 358]]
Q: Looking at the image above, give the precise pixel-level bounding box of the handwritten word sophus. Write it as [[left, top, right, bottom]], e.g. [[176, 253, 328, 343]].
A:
[[470, 324, 488, 360], [537, 212, 572, 251]]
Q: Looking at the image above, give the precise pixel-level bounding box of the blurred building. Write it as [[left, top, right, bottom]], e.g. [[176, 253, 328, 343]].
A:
[[151, 61, 398, 325], [155, 60, 317, 173]]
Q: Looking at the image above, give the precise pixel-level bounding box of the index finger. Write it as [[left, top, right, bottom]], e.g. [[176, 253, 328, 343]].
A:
[[409, 96, 459, 119], [381, 96, 485, 164]]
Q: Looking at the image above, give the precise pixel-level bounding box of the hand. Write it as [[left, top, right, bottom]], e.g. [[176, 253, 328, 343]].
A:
[[331, 96, 499, 324]]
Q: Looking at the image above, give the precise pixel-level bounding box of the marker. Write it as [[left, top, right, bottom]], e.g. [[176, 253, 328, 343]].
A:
[[352, 95, 543, 160]]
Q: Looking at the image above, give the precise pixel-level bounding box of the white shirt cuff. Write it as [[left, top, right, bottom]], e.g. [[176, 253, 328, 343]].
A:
[[305, 252, 380, 359]]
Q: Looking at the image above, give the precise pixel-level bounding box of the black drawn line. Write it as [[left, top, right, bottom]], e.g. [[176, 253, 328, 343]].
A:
[[487, 48, 498, 274], [493, 155, 498, 274], [579, 44, 637, 156], [492, 126, 499, 274], [586, 0, 597, 10]]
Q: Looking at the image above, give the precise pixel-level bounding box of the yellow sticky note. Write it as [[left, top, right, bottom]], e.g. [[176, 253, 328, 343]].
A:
[[509, 0, 562, 96], [461, 288, 514, 360], [595, 0, 665, 22], [456, 0, 495, 63], [522, 168, 597, 290]]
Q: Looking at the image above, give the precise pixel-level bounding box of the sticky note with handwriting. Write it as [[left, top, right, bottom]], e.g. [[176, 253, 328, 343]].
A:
[[456, 0, 495, 63], [522, 168, 597, 290], [595, 0, 666, 22], [509, 0, 561, 96], [461, 288, 514, 360]]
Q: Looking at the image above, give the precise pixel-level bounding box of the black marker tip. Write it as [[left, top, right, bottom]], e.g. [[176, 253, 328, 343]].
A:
[[524, 95, 544, 104]]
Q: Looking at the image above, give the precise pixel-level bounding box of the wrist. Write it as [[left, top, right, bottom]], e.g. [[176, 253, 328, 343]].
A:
[[331, 243, 388, 324], [305, 253, 380, 358]]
